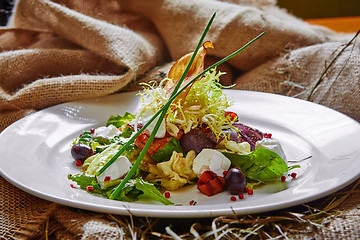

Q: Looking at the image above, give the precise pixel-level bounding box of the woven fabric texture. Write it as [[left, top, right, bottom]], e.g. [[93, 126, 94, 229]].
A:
[[0, 0, 359, 239]]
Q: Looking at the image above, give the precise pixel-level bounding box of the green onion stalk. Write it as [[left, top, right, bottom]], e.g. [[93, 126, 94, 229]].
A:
[[96, 12, 265, 199]]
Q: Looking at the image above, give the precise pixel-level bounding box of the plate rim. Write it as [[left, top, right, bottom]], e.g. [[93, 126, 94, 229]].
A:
[[1, 90, 359, 218]]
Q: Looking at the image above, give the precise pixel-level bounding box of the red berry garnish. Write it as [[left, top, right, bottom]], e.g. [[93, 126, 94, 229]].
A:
[[238, 193, 244, 199], [70, 184, 76, 188], [86, 185, 94, 191], [90, 128, 95, 134], [189, 200, 197, 205], [244, 187, 249, 193], [264, 133, 272, 138], [248, 189, 253, 195], [281, 176, 286, 182], [164, 192, 170, 198], [104, 176, 111, 181], [75, 160, 82, 166], [291, 172, 297, 179], [223, 170, 228, 176], [230, 196, 237, 201]]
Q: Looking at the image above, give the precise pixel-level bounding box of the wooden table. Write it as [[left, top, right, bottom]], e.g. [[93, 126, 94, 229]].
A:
[[305, 16, 360, 33]]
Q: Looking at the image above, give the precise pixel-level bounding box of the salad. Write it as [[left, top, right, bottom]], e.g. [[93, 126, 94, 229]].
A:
[[68, 41, 299, 206]]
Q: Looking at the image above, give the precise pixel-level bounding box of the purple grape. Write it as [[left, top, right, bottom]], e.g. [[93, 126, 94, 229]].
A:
[[225, 167, 247, 195], [71, 144, 94, 162]]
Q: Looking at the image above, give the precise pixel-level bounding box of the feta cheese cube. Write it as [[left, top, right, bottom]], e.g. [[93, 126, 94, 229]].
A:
[[255, 138, 287, 162], [192, 149, 231, 177], [93, 125, 121, 140], [97, 155, 132, 183]]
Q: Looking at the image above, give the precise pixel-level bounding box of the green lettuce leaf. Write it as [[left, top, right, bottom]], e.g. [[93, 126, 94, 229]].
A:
[[110, 178, 174, 205], [75, 131, 92, 145], [222, 148, 293, 182], [106, 112, 135, 128], [120, 126, 134, 138], [68, 174, 173, 205], [85, 143, 122, 175], [68, 174, 104, 195], [151, 137, 184, 163]]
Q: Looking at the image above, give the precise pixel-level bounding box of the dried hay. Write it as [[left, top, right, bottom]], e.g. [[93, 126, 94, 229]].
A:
[[39, 179, 360, 239]]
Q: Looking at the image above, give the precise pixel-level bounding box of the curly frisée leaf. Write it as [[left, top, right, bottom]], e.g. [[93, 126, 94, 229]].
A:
[[166, 68, 234, 136], [135, 41, 214, 132], [165, 41, 214, 102], [136, 67, 234, 139], [135, 52, 234, 140]]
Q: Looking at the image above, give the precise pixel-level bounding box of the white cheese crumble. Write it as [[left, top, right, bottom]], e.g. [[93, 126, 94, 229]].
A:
[[255, 138, 287, 162], [145, 114, 166, 138], [93, 125, 121, 140], [97, 155, 132, 183], [224, 141, 251, 154], [192, 149, 231, 177]]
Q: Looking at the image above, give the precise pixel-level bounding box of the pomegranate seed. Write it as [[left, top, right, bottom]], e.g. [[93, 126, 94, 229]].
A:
[[120, 174, 126, 179], [244, 187, 249, 193], [86, 185, 94, 191], [248, 189, 253, 195], [70, 184, 76, 188], [264, 133, 272, 138], [281, 176, 286, 182], [164, 192, 170, 198], [291, 172, 297, 179], [104, 176, 111, 181], [238, 193, 244, 199], [230, 196, 237, 201], [90, 128, 95, 134], [223, 170, 228, 176], [75, 160, 82, 166], [189, 200, 197, 205]]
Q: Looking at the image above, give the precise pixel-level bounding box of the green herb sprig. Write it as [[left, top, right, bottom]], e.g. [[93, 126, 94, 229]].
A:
[[99, 12, 216, 199], [97, 12, 265, 200]]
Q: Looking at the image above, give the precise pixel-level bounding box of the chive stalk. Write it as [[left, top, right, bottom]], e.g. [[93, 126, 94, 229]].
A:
[[106, 13, 216, 199], [108, 30, 265, 199], [99, 13, 265, 199], [98, 13, 216, 177]]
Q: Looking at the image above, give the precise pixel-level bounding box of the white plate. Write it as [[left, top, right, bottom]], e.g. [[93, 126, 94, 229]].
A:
[[1, 90, 359, 218]]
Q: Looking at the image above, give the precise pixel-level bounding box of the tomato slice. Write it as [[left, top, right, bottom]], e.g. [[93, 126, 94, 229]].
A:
[[225, 111, 238, 122], [197, 171, 226, 196]]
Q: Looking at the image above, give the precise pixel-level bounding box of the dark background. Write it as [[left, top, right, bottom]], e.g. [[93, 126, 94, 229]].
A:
[[277, 0, 360, 19], [0, 0, 359, 26], [0, 0, 14, 26]]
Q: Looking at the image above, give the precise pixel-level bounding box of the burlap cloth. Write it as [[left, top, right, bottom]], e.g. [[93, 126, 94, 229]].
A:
[[0, 0, 359, 239]]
